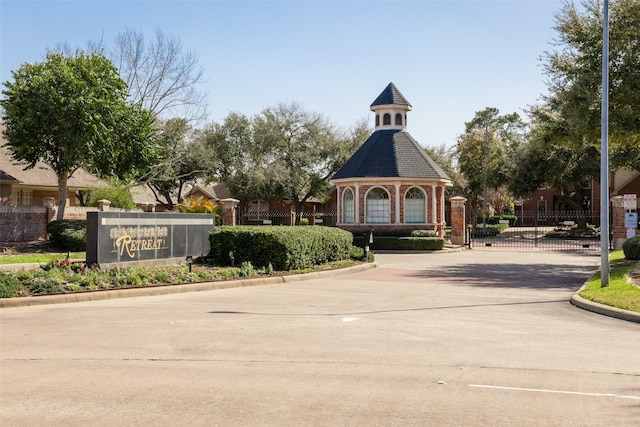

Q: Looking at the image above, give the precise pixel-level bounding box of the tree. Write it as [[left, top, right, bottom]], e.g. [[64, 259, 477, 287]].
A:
[[202, 112, 272, 207], [539, 0, 640, 169], [144, 118, 212, 210], [252, 103, 365, 224], [109, 28, 207, 122], [1, 51, 159, 219], [424, 143, 463, 197], [456, 108, 526, 223], [204, 106, 369, 224]]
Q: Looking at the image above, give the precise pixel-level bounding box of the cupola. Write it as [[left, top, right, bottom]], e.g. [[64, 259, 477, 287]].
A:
[[370, 82, 412, 130]]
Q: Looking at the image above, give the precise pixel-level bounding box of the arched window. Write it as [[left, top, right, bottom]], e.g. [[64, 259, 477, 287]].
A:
[[395, 113, 402, 126], [342, 188, 355, 224], [375, 114, 380, 127], [404, 187, 425, 223], [383, 113, 391, 125], [366, 187, 390, 223]]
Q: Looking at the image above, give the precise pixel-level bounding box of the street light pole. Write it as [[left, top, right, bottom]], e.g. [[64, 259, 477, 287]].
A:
[[600, 0, 610, 287], [482, 117, 488, 234]]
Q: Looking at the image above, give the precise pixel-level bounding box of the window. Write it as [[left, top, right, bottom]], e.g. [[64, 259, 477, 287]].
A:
[[22, 190, 33, 207], [11, 190, 19, 207], [366, 187, 390, 223], [342, 188, 355, 223], [248, 199, 268, 219], [404, 187, 425, 223], [383, 113, 391, 125], [375, 114, 380, 127], [395, 113, 402, 126]]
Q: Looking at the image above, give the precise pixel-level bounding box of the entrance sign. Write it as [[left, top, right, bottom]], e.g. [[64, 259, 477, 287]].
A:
[[86, 212, 214, 267]]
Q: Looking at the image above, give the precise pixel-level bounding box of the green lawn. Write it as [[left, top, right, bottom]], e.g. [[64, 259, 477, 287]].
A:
[[580, 250, 640, 313], [0, 253, 86, 265]]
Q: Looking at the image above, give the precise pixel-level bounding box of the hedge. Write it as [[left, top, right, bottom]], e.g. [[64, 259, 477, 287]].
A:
[[209, 226, 353, 270], [353, 235, 444, 250]]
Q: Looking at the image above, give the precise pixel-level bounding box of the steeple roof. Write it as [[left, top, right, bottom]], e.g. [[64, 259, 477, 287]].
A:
[[332, 129, 450, 181], [370, 82, 412, 108]]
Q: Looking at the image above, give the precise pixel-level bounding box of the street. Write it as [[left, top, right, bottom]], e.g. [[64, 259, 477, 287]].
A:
[[1, 250, 639, 426]]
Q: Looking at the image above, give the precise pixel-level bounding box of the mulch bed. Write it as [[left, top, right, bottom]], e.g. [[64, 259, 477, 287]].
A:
[[0, 241, 62, 256]]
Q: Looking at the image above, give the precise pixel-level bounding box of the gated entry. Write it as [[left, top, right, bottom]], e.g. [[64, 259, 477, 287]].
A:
[[467, 210, 601, 252]]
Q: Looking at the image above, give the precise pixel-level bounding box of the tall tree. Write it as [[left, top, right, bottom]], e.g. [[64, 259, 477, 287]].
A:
[[456, 108, 526, 222], [109, 28, 207, 122], [539, 0, 640, 169], [253, 103, 365, 224], [1, 52, 159, 220], [203, 112, 272, 207], [204, 106, 369, 224], [144, 118, 211, 210]]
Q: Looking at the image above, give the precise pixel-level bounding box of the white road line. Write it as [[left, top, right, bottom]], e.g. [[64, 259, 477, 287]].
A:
[[468, 384, 640, 400]]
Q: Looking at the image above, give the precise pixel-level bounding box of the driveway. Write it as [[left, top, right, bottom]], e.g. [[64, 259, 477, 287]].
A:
[[1, 251, 639, 426]]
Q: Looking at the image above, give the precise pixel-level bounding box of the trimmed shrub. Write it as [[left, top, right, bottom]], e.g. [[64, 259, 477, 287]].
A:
[[209, 226, 353, 271], [622, 235, 640, 260], [353, 236, 444, 250], [46, 220, 86, 251]]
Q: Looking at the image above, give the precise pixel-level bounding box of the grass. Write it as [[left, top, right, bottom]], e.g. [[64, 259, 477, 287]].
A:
[[580, 250, 640, 313], [0, 252, 86, 264]]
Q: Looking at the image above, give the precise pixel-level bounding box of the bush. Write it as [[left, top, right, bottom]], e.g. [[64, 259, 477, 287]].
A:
[[349, 245, 374, 262], [353, 235, 444, 250], [623, 235, 640, 260], [47, 220, 86, 251], [87, 178, 136, 209], [0, 271, 26, 298], [209, 226, 353, 270]]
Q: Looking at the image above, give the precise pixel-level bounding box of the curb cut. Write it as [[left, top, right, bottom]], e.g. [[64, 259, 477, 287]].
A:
[[0, 262, 377, 309], [570, 284, 640, 324]]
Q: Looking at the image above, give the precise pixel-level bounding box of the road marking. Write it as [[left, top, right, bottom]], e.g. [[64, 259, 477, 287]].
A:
[[468, 384, 640, 400]]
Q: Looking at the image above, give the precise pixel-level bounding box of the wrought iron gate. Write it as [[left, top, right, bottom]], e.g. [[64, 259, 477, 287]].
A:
[[466, 210, 601, 252]]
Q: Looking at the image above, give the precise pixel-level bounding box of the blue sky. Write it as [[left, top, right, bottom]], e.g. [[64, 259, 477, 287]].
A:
[[1, 0, 566, 147]]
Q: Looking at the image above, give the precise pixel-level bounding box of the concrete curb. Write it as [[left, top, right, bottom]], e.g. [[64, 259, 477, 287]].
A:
[[0, 262, 377, 308], [570, 284, 640, 324]]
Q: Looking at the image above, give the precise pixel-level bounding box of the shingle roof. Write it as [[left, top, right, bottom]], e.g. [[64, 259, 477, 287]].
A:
[[1, 126, 100, 188], [370, 82, 412, 108], [332, 129, 451, 181]]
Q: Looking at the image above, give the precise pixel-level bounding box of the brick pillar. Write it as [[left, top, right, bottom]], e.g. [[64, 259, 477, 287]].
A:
[[450, 196, 467, 246], [220, 198, 239, 226], [43, 197, 56, 223], [611, 195, 626, 250]]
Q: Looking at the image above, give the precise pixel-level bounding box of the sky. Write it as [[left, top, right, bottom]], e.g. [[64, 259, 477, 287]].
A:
[[1, 0, 567, 148]]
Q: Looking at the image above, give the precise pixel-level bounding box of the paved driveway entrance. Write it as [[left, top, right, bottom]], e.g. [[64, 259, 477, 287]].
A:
[[2, 251, 639, 426]]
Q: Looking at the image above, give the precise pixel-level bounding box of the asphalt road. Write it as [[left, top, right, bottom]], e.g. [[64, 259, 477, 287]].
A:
[[1, 250, 639, 426]]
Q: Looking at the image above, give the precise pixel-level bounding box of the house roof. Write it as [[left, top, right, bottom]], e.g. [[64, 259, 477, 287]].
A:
[[184, 181, 231, 201], [332, 129, 451, 181], [370, 82, 412, 108], [0, 128, 100, 189]]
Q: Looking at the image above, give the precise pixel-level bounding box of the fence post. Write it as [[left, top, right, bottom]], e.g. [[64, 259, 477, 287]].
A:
[[220, 198, 240, 226]]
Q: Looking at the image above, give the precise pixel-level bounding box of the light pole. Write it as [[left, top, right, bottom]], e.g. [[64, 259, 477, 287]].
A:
[[482, 117, 489, 234], [600, 0, 610, 287]]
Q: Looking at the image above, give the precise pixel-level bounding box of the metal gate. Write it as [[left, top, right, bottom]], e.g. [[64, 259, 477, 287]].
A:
[[466, 210, 601, 252]]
